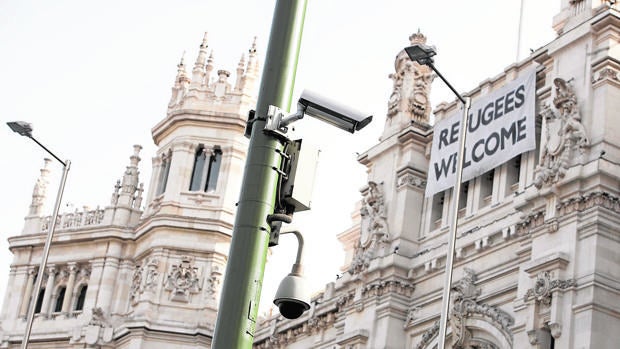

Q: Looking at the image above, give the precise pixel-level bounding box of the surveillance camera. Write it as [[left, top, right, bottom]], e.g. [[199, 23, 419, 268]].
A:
[[297, 90, 373, 133], [273, 271, 311, 319]]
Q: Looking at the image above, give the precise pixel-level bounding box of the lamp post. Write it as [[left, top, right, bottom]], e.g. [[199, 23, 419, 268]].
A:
[[404, 44, 472, 349], [7, 121, 71, 349]]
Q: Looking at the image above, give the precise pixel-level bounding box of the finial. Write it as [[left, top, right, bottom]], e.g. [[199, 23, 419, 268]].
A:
[[409, 29, 427, 45], [249, 36, 258, 55], [200, 32, 208, 49], [178, 51, 186, 68]]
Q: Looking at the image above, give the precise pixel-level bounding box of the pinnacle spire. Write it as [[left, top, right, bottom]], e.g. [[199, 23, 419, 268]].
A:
[[246, 36, 259, 75], [191, 32, 209, 87], [29, 158, 52, 215], [174, 51, 189, 85], [205, 50, 215, 86], [115, 145, 143, 208]]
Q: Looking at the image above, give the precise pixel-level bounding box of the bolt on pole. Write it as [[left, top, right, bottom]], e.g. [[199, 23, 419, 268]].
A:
[[211, 0, 308, 348]]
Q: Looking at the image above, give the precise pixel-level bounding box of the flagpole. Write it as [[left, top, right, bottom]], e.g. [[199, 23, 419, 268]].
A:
[[516, 0, 525, 61]]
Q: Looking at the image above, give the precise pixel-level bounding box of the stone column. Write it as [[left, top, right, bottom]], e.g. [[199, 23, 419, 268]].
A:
[[40, 266, 56, 317], [61, 263, 78, 315], [19, 268, 36, 318]]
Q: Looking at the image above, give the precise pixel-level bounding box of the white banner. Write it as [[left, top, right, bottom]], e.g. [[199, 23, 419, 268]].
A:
[[425, 68, 537, 197]]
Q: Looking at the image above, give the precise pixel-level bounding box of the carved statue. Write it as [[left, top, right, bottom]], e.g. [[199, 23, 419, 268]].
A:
[[534, 77, 589, 188], [387, 31, 434, 123], [360, 181, 389, 246]]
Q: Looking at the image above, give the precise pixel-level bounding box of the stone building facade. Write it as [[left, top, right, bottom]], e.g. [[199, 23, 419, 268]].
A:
[[0, 1, 618, 349], [0, 33, 260, 348], [253, 2, 620, 349]]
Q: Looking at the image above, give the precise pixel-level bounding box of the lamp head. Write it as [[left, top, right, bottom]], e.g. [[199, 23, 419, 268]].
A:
[[7, 121, 33, 137], [404, 43, 437, 65]]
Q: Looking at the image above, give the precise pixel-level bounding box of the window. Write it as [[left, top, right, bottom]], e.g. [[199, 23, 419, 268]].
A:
[[505, 154, 522, 195], [34, 288, 45, 314], [458, 181, 469, 210], [156, 150, 172, 195], [431, 191, 445, 230], [479, 169, 495, 208], [75, 285, 87, 311], [189, 145, 222, 192], [54, 287, 66, 313]]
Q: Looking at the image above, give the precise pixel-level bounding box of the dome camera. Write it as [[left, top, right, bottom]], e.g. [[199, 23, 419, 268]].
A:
[[273, 267, 311, 319]]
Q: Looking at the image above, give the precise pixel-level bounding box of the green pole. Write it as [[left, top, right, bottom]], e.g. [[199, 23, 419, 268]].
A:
[[211, 0, 308, 348]]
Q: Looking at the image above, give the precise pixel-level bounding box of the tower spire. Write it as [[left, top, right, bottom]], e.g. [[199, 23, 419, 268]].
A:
[[116, 145, 142, 208], [205, 50, 215, 87], [168, 52, 190, 109], [29, 158, 52, 216], [234, 53, 246, 91], [191, 32, 209, 88], [243, 37, 259, 94]]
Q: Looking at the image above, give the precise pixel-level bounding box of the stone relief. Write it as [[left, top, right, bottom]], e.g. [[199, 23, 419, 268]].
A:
[[415, 269, 513, 349], [556, 191, 620, 217], [534, 77, 589, 188], [254, 311, 337, 349], [523, 271, 576, 306], [164, 256, 201, 302], [397, 172, 427, 190], [205, 264, 222, 300], [360, 181, 389, 247], [129, 257, 159, 304], [349, 181, 389, 275]]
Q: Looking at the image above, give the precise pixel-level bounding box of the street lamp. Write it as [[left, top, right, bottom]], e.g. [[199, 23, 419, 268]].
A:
[[7, 121, 71, 349], [404, 44, 472, 349]]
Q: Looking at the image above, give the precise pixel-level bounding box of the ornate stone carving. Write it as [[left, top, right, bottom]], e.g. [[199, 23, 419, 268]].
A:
[[205, 264, 222, 300], [361, 279, 414, 299], [556, 191, 620, 216], [450, 269, 514, 348], [164, 256, 201, 302], [348, 240, 372, 275], [253, 311, 338, 349], [349, 181, 390, 275], [397, 173, 427, 190], [404, 305, 421, 328], [523, 271, 576, 306], [130, 257, 159, 303], [388, 31, 434, 123], [89, 307, 108, 327], [592, 67, 619, 84], [360, 181, 389, 247], [534, 78, 589, 188], [515, 210, 545, 235], [415, 320, 439, 349]]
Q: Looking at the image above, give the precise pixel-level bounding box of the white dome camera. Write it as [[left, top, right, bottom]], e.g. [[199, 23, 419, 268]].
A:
[[273, 264, 311, 319]]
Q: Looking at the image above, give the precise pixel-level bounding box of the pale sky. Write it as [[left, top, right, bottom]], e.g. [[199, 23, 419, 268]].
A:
[[0, 0, 559, 316]]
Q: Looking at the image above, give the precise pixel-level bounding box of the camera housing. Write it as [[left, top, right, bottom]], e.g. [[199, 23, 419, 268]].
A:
[[273, 264, 311, 319], [297, 90, 373, 133]]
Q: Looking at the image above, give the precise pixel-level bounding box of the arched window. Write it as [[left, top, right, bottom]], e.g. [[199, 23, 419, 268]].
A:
[[189, 145, 222, 192], [156, 150, 172, 195], [54, 287, 66, 313], [75, 285, 87, 311], [34, 288, 45, 314]]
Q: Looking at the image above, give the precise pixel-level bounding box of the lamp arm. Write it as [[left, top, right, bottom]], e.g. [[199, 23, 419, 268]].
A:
[[28, 136, 67, 167], [427, 62, 466, 105]]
